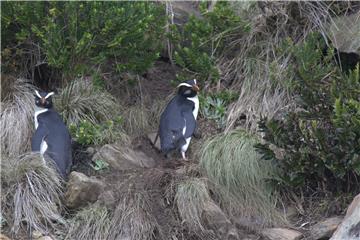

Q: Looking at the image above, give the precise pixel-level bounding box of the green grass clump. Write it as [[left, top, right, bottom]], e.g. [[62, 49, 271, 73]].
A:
[[1, 153, 65, 235], [200, 129, 285, 227], [55, 78, 118, 125]]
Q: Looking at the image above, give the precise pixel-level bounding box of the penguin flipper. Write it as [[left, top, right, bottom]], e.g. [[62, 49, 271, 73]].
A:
[[182, 110, 197, 138], [31, 123, 49, 151]]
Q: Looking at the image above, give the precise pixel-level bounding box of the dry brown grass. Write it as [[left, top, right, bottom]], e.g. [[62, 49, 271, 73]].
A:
[[108, 191, 159, 240], [1, 153, 65, 235], [1, 77, 35, 157], [122, 94, 171, 136], [65, 203, 111, 240], [175, 178, 216, 239], [221, 1, 355, 132], [54, 77, 118, 125]]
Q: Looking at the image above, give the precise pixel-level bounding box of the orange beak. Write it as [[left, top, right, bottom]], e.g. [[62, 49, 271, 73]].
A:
[[192, 84, 200, 92]]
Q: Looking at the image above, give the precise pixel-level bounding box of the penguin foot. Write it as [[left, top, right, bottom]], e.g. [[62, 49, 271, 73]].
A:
[[181, 152, 189, 161]]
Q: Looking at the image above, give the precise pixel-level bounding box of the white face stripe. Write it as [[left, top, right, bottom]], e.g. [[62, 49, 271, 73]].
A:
[[193, 79, 197, 85], [45, 92, 55, 99], [177, 83, 192, 88], [35, 90, 42, 98]]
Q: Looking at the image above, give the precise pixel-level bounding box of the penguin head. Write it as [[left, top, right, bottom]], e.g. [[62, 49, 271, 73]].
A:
[[177, 79, 200, 98], [34, 90, 54, 108]]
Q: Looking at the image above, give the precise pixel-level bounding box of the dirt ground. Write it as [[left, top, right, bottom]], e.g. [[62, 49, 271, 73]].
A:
[[67, 59, 233, 240]]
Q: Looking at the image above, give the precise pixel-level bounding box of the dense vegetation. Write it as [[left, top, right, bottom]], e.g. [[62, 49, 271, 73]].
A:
[[1, 1, 359, 239], [257, 33, 360, 193], [2, 1, 165, 80]]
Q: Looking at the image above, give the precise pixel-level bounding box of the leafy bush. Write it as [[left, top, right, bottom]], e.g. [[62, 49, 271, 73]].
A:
[[256, 33, 360, 192], [170, 2, 249, 83], [2, 2, 165, 78], [69, 117, 126, 146], [199, 90, 238, 128]]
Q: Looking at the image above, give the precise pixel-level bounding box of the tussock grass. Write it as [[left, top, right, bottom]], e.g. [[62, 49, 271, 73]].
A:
[[222, 1, 352, 131], [122, 96, 170, 136], [108, 192, 159, 240], [122, 104, 150, 136], [1, 77, 35, 157], [55, 77, 117, 125], [65, 204, 111, 240], [199, 129, 285, 227], [1, 153, 65, 235], [175, 178, 213, 236]]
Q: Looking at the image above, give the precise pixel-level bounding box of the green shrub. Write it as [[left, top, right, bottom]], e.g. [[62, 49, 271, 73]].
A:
[[69, 117, 126, 146], [199, 90, 238, 128], [256, 33, 360, 192], [170, 2, 249, 83], [2, 2, 165, 78]]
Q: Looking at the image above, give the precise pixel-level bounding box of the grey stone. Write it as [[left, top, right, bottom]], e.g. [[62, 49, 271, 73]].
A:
[[97, 190, 116, 209], [147, 132, 161, 151], [0, 234, 11, 240], [202, 200, 239, 240], [93, 144, 156, 171], [86, 147, 95, 155], [310, 217, 343, 240], [261, 228, 303, 240], [331, 194, 360, 240]]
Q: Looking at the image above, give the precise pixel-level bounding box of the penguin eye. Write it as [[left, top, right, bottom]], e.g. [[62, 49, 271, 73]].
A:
[[36, 100, 40, 104]]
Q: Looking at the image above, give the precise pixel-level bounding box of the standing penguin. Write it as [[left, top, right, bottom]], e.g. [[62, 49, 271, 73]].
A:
[[31, 90, 72, 178], [159, 79, 200, 160]]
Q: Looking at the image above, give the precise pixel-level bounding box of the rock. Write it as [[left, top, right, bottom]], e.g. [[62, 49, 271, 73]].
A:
[[261, 228, 303, 240], [169, 1, 202, 25], [329, 14, 360, 53], [331, 193, 360, 240], [0, 234, 11, 240], [97, 190, 116, 209], [32, 231, 43, 239], [86, 147, 95, 155], [285, 206, 298, 221], [147, 132, 161, 151], [93, 144, 156, 171], [345, 193, 360, 217], [65, 171, 105, 208], [202, 200, 239, 240], [310, 217, 343, 239], [38, 237, 53, 240]]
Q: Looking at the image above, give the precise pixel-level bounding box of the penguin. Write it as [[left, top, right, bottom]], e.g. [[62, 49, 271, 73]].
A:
[[31, 90, 72, 178], [159, 79, 200, 160]]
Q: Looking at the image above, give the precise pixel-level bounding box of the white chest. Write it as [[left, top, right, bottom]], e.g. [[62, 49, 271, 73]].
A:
[[186, 95, 199, 120], [34, 107, 48, 129]]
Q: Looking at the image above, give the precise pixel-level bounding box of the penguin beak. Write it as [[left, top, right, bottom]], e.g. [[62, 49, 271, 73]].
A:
[[192, 84, 200, 92], [40, 98, 46, 105]]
